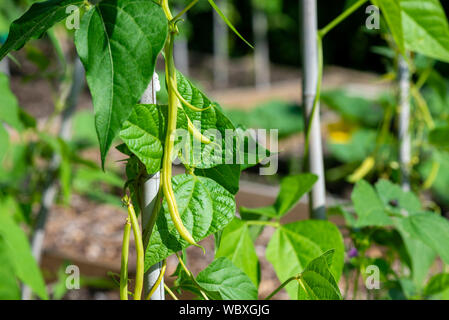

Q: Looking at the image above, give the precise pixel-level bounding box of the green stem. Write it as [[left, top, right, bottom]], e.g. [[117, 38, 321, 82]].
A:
[[164, 283, 179, 300], [125, 196, 145, 300], [318, 0, 368, 38], [120, 218, 131, 300], [175, 252, 209, 300], [265, 276, 297, 300], [172, 0, 199, 22]]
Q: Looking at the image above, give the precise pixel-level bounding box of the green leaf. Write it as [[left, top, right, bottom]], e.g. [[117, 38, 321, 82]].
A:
[[75, 0, 167, 165], [240, 174, 317, 218], [0, 0, 84, 60], [215, 218, 259, 286], [0, 211, 48, 300], [401, 212, 449, 265], [428, 125, 449, 149], [297, 250, 342, 300], [0, 124, 9, 163], [424, 273, 449, 296], [0, 238, 21, 300], [175, 72, 269, 169], [351, 180, 393, 227], [119, 104, 163, 175], [145, 174, 235, 269], [195, 164, 241, 195], [207, 0, 253, 49], [266, 220, 344, 299], [329, 129, 377, 164], [400, 0, 449, 63], [394, 217, 436, 285], [375, 179, 422, 216], [373, 0, 405, 53], [0, 72, 22, 131], [321, 89, 383, 127], [196, 257, 258, 300], [274, 174, 317, 217]]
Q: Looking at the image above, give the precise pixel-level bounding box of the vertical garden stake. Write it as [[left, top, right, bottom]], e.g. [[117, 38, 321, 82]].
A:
[[140, 74, 165, 300], [301, 0, 326, 219], [398, 55, 411, 191], [0, 57, 9, 75], [253, 7, 270, 89], [213, 0, 229, 88], [22, 57, 85, 300]]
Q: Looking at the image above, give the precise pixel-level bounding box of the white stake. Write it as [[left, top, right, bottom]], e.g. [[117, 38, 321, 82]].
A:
[[300, 0, 326, 219], [22, 57, 85, 300], [252, 9, 270, 90], [0, 57, 9, 76], [398, 55, 411, 191], [140, 74, 164, 300], [213, 0, 229, 89]]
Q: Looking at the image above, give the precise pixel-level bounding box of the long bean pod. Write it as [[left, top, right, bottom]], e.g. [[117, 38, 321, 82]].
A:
[[162, 31, 201, 249]]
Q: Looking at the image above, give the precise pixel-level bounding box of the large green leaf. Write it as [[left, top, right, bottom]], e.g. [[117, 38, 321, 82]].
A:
[[75, 0, 167, 165], [0, 211, 48, 300], [266, 220, 344, 299], [240, 174, 317, 218], [196, 257, 258, 300], [215, 218, 259, 286], [119, 104, 163, 175], [401, 0, 449, 62], [297, 250, 342, 300], [145, 174, 235, 269], [0, 0, 84, 60], [351, 180, 393, 227]]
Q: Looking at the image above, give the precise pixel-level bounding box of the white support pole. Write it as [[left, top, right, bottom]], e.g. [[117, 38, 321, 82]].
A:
[[140, 74, 164, 300], [213, 0, 229, 89], [22, 57, 85, 300], [300, 0, 326, 219], [398, 55, 411, 191], [0, 57, 9, 76], [253, 9, 270, 90], [174, 37, 190, 76]]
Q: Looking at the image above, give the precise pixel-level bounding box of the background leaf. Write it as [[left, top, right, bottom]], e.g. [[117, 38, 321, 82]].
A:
[[266, 220, 344, 299], [0, 0, 84, 60], [0, 211, 48, 300]]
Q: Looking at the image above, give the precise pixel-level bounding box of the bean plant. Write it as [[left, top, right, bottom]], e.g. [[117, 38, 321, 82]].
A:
[[2, 0, 449, 301]]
